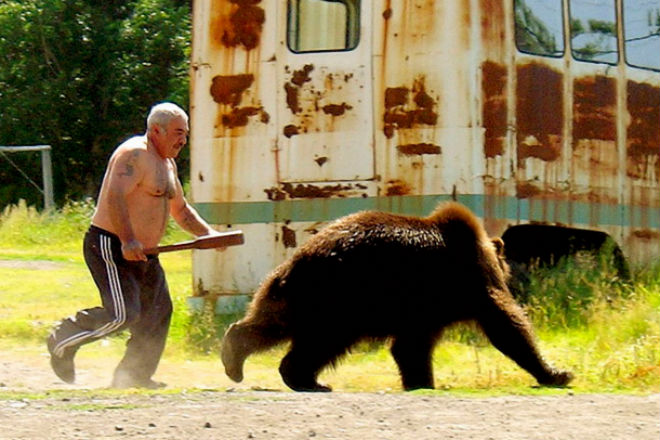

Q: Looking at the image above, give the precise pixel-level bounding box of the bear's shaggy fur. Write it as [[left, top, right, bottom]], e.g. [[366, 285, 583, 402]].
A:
[[221, 202, 573, 391]]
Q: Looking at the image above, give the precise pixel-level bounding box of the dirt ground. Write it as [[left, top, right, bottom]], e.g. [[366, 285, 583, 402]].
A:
[[0, 356, 658, 440], [1, 261, 658, 439]]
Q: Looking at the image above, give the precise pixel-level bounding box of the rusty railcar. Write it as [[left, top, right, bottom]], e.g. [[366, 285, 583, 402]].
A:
[[189, 0, 659, 310]]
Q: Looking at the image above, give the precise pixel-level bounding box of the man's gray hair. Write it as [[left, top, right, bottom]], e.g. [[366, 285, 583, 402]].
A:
[[146, 102, 188, 131]]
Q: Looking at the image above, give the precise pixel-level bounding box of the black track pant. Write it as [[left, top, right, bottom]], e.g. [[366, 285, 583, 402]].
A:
[[50, 225, 173, 383]]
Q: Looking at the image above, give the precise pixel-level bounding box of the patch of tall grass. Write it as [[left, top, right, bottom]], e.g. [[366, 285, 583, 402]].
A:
[[0, 199, 95, 253], [0, 199, 191, 254], [522, 252, 635, 329]]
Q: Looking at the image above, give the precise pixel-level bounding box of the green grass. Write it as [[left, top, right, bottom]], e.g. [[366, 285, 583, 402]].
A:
[[0, 200, 658, 394]]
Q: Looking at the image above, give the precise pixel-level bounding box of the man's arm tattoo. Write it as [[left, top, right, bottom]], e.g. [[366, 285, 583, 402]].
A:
[[118, 151, 140, 177]]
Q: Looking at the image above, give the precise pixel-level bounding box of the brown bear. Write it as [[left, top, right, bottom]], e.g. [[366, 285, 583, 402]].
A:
[[221, 202, 573, 391]]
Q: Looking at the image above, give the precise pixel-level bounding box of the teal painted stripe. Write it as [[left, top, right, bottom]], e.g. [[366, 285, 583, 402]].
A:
[[195, 195, 659, 229], [196, 194, 462, 224]]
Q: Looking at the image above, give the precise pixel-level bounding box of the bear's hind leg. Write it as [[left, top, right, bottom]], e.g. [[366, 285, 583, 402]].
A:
[[390, 334, 435, 391], [476, 295, 573, 387]]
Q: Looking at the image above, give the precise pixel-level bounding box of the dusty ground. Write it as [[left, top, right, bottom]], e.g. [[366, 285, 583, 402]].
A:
[[0, 356, 658, 440], [1, 260, 658, 439]]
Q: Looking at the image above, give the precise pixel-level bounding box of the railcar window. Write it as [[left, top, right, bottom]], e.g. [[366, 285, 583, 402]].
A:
[[514, 0, 565, 57], [569, 0, 619, 64], [623, 0, 660, 70], [287, 0, 360, 53]]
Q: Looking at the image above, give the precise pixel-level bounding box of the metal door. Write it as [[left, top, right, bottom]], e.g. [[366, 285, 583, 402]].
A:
[[275, 0, 374, 185]]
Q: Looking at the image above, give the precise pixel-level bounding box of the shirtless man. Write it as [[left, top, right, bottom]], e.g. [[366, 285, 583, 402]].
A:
[[47, 102, 216, 388]]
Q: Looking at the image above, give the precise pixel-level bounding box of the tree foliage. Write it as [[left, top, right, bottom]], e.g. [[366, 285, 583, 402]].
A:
[[570, 17, 617, 61], [514, 1, 562, 57], [0, 0, 191, 208]]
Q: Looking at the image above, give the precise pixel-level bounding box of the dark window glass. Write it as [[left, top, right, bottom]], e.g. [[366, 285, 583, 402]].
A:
[[288, 0, 360, 53], [514, 0, 565, 57], [569, 0, 619, 64], [623, 0, 660, 70]]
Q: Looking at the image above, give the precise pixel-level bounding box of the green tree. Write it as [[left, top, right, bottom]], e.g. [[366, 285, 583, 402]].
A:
[[0, 0, 191, 208]]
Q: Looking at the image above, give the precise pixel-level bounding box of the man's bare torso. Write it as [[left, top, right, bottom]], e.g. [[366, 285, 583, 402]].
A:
[[92, 136, 177, 249]]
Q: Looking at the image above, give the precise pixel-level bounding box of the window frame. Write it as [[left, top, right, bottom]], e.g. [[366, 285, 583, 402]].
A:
[[567, 0, 620, 66], [513, 0, 567, 58], [621, 0, 660, 72], [286, 0, 361, 54]]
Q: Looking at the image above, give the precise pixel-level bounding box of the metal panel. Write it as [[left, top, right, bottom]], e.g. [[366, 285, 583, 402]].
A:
[[190, 0, 660, 302], [374, 0, 482, 198], [190, 0, 281, 297]]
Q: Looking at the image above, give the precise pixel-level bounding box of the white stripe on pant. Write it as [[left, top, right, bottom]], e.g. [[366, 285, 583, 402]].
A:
[[53, 235, 127, 357]]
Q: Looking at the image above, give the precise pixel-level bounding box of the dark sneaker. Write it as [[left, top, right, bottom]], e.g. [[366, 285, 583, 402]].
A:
[[47, 334, 76, 384]]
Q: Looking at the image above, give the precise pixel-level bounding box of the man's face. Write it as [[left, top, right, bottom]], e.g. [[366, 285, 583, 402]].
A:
[[154, 116, 189, 158]]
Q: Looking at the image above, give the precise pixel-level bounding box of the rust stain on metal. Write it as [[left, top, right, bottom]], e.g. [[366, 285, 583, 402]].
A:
[[265, 182, 363, 200], [516, 182, 542, 199], [516, 63, 563, 162], [518, 136, 562, 162], [291, 64, 314, 86], [282, 182, 356, 199], [220, 0, 265, 50], [383, 7, 393, 20], [283, 124, 299, 138], [315, 156, 328, 167], [383, 77, 438, 139], [482, 61, 507, 158], [573, 76, 616, 141], [322, 103, 353, 116], [281, 225, 297, 248], [627, 80, 660, 181], [397, 143, 442, 155], [222, 106, 267, 128], [210, 74, 254, 106], [385, 179, 412, 196], [210, 74, 269, 128], [480, 0, 506, 51], [284, 83, 302, 114], [632, 229, 660, 240], [385, 87, 408, 108], [281, 63, 360, 140], [264, 187, 286, 201], [284, 64, 315, 115]]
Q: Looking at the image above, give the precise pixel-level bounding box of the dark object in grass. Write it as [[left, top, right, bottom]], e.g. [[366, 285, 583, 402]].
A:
[[502, 224, 631, 302]]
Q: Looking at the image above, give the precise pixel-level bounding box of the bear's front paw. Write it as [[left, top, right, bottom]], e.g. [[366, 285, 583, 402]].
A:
[[220, 327, 246, 383], [539, 370, 574, 387], [224, 364, 244, 383], [291, 382, 332, 392]]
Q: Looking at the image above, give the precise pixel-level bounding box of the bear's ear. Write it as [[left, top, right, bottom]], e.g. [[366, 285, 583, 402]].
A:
[[491, 237, 505, 257]]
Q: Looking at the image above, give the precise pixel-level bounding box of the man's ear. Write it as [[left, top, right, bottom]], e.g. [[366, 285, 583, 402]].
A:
[[491, 237, 505, 257]]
